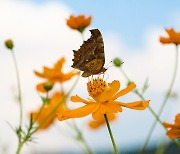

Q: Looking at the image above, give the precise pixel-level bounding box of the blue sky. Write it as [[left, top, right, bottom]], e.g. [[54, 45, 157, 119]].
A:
[[31, 0, 180, 47]]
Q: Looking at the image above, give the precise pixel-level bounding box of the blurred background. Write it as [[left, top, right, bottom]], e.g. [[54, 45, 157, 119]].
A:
[[0, 0, 180, 153]]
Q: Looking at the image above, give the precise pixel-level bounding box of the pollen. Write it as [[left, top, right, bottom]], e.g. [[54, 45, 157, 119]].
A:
[[87, 78, 107, 97]]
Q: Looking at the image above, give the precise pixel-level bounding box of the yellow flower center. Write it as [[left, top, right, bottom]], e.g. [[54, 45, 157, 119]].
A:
[[87, 78, 107, 98]]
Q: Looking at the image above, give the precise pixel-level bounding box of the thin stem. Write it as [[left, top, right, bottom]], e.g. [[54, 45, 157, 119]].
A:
[[134, 90, 165, 128], [33, 74, 80, 132], [104, 114, 119, 154], [32, 103, 45, 125], [11, 50, 23, 127], [120, 68, 164, 127], [140, 45, 179, 152], [71, 119, 93, 154], [32, 93, 49, 125], [16, 142, 24, 154], [16, 73, 81, 154], [120, 67, 131, 82], [16, 116, 33, 154]]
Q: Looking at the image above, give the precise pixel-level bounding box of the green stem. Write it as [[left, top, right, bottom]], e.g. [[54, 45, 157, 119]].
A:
[[104, 114, 119, 154], [32, 92, 49, 125], [33, 74, 80, 132], [32, 103, 45, 125], [16, 74, 81, 154], [120, 68, 164, 127], [134, 90, 165, 128], [16, 142, 24, 154], [71, 119, 93, 154], [120, 67, 131, 82], [141, 45, 179, 152], [16, 118, 33, 154], [11, 50, 23, 127]]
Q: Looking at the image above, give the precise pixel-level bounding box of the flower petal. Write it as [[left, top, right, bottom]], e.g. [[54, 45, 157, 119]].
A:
[[57, 103, 98, 121], [159, 37, 171, 44], [70, 95, 91, 104], [175, 114, 180, 124], [101, 102, 122, 113], [36, 82, 47, 93], [163, 122, 175, 128], [88, 113, 116, 129], [166, 128, 180, 139], [117, 100, 150, 110], [92, 102, 122, 120], [112, 82, 136, 100], [99, 80, 120, 102], [54, 57, 65, 70], [31, 106, 56, 130]]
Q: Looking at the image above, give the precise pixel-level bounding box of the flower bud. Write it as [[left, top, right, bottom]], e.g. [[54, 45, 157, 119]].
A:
[[43, 82, 53, 92], [113, 58, 123, 67], [5, 39, 14, 50]]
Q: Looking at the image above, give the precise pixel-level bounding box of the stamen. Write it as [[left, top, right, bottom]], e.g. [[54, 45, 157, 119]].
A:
[[87, 77, 107, 97]]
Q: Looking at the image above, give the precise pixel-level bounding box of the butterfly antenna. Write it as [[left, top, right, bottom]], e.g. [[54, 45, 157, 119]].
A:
[[105, 60, 113, 68]]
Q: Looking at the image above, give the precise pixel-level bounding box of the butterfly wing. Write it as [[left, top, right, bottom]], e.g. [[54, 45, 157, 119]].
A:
[[72, 29, 105, 77]]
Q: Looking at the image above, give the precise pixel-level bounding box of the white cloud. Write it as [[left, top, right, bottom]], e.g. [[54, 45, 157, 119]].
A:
[[0, 0, 180, 153]]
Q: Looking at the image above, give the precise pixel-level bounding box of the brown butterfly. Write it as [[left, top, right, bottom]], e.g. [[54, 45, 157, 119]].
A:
[[72, 29, 106, 77]]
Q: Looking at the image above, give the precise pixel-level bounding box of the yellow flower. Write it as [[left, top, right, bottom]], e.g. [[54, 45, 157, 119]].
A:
[[160, 28, 180, 45], [163, 114, 180, 139], [88, 113, 116, 129], [57, 78, 150, 121], [34, 57, 79, 92], [66, 15, 92, 32], [31, 92, 66, 130]]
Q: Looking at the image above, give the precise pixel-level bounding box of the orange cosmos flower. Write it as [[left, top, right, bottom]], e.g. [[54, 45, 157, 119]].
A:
[[163, 114, 180, 139], [160, 28, 180, 45], [57, 78, 150, 121], [88, 113, 116, 129], [66, 15, 92, 32], [31, 92, 66, 130], [34, 57, 79, 92]]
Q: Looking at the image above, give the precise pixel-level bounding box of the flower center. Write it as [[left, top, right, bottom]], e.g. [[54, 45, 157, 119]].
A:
[[87, 78, 107, 98]]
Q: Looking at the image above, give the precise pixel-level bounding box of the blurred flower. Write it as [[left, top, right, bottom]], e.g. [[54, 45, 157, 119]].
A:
[[88, 113, 116, 129], [57, 78, 149, 121], [163, 113, 180, 139], [66, 15, 92, 33], [160, 28, 180, 45], [5, 39, 14, 50], [34, 57, 79, 92], [31, 92, 66, 130]]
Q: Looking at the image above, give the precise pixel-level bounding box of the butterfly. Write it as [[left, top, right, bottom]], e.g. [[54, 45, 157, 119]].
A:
[[72, 29, 106, 77]]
